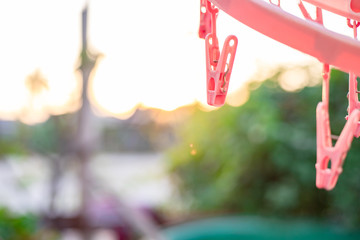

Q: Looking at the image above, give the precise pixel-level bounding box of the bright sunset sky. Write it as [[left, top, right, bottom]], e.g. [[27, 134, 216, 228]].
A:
[[0, 0, 355, 123]]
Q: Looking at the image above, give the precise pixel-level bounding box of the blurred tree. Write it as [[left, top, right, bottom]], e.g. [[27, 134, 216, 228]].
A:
[[25, 70, 49, 95], [0, 208, 38, 240], [20, 70, 51, 124], [167, 67, 360, 227], [0, 138, 26, 157]]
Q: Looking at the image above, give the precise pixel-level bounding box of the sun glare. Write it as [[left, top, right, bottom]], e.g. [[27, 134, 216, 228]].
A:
[[0, 0, 352, 123], [89, 57, 140, 119]]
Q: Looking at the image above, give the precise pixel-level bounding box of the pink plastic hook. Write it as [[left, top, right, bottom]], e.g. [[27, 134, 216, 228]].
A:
[[204, 1, 238, 107], [206, 0, 219, 36], [269, 0, 280, 7], [301, 0, 360, 21], [345, 21, 360, 137], [316, 64, 360, 190], [199, 0, 214, 39], [346, 72, 360, 137], [298, 0, 323, 24]]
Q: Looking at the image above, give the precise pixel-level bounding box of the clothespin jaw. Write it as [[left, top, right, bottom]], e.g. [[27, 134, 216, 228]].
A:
[[205, 34, 238, 107], [315, 102, 339, 190], [315, 63, 360, 190], [199, 0, 213, 39], [316, 102, 360, 190]]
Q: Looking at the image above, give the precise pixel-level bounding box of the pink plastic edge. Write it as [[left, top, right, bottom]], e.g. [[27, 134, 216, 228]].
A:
[[210, 0, 360, 76]]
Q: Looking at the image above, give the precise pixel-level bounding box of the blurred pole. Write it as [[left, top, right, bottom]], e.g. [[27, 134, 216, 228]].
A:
[[76, 3, 166, 240], [77, 3, 97, 239]]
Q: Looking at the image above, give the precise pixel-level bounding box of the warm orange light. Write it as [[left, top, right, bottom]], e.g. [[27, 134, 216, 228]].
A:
[[0, 1, 345, 124]]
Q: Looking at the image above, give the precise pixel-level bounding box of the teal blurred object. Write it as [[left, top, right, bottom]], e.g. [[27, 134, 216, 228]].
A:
[[164, 216, 360, 240]]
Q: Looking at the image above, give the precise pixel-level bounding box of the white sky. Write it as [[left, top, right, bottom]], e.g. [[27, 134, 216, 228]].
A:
[[0, 0, 355, 123]]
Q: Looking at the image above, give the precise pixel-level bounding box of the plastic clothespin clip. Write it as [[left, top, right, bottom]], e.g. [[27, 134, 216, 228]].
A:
[[345, 20, 360, 136], [198, 0, 213, 39], [316, 104, 359, 190], [316, 64, 360, 190], [205, 1, 238, 107]]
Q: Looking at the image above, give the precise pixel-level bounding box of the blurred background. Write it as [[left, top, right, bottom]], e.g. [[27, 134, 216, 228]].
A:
[[1, 0, 360, 240]]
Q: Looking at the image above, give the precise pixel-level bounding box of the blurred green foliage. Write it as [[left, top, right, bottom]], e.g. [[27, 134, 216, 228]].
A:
[[0, 139, 26, 157], [168, 67, 360, 227], [0, 208, 38, 240], [16, 114, 77, 155]]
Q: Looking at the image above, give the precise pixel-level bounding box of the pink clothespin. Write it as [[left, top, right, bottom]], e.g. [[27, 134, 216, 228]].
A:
[[316, 64, 360, 190], [298, 4, 360, 190], [199, 0, 213, 39], [316, 103, 360, 190], [345, 20, 360, 137], [205, 1, 238, 107]]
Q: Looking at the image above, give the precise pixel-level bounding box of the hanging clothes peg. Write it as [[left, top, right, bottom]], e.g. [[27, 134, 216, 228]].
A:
[[316, 64, 360, 190], [346, 19, 360, 137], [298, 5, 360, 190], [205, 0, 238, 107], [316, 104, 360, 190], [199, 0, 214, 39]]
